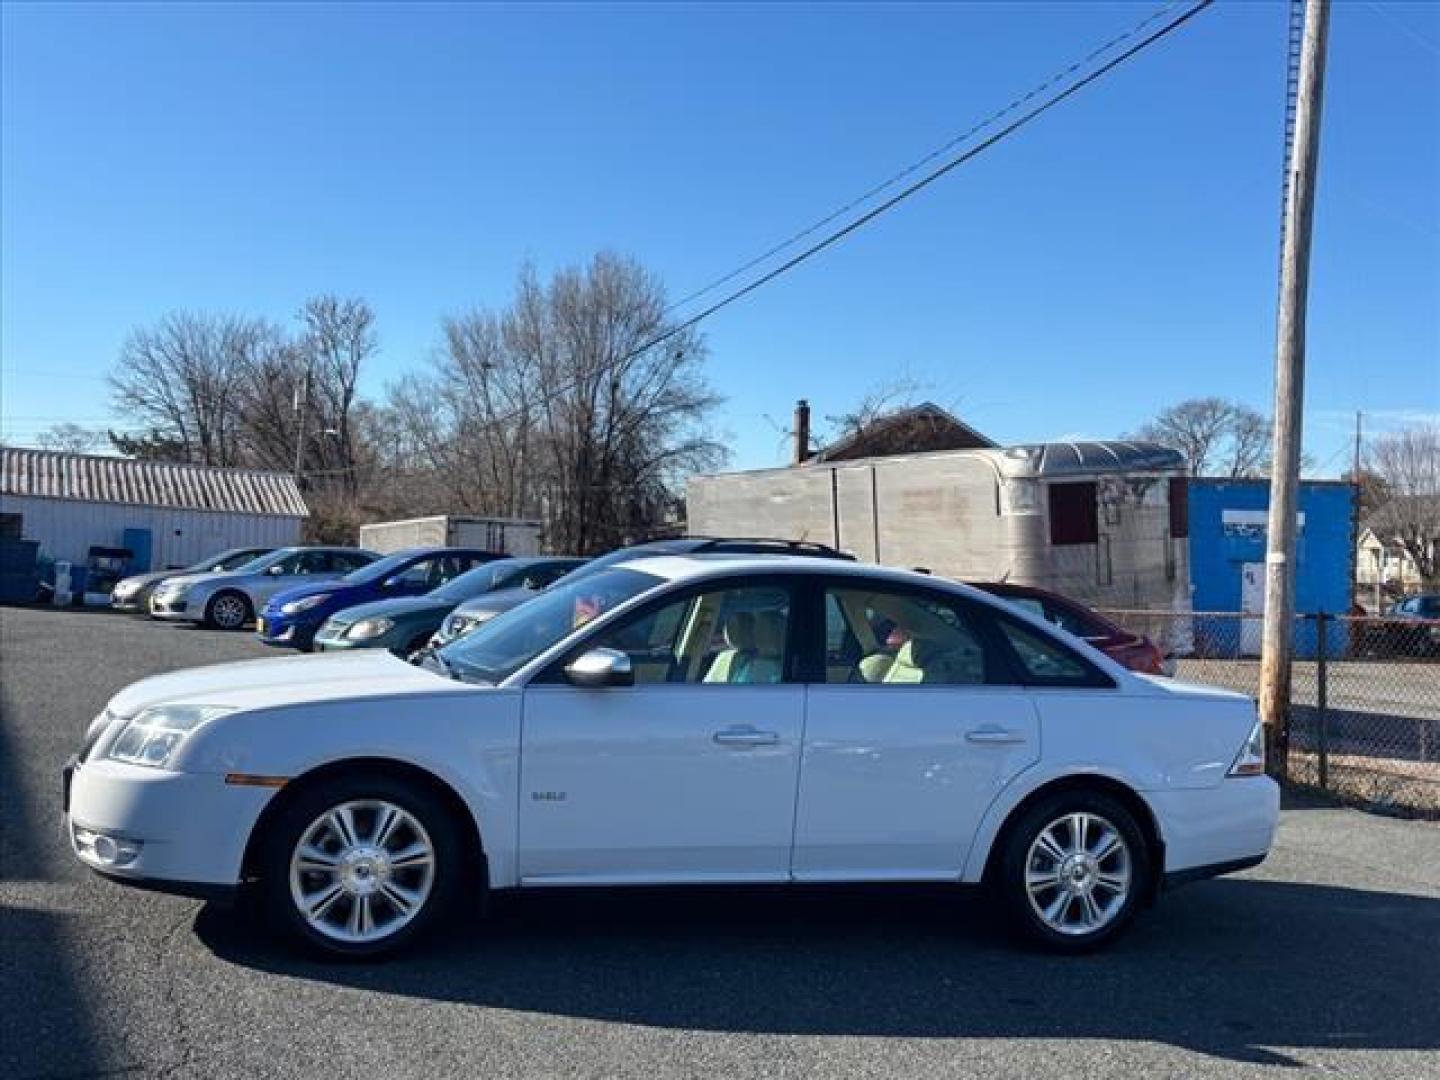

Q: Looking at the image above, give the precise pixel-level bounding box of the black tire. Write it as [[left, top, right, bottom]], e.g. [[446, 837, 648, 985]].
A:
[[205, 590, 252, 631], [255, 770, 465, 959], [994, 789, 1151, 953]]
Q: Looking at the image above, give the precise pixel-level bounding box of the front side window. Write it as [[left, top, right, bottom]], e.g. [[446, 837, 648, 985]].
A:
[[389, 556, 440, 588], [824, 586, 991, 686], [297, 550, 332, 575], [268, 551, 307, 575], [587, 584, 792, 686]]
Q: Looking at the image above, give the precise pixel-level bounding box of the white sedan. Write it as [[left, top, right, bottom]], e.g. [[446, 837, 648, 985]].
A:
[[66, 556, 1278, 957]]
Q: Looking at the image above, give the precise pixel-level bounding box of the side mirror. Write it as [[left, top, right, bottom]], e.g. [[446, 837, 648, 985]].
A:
[[267, 565, 286, 576], [565, 647, 633, 688]]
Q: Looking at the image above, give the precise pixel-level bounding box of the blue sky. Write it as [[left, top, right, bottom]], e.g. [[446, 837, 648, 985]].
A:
[[2, 1, 1436, 474]]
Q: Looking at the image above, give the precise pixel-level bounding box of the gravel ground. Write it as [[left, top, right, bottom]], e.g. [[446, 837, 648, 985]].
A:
[[3, 605, 1439, 1080]]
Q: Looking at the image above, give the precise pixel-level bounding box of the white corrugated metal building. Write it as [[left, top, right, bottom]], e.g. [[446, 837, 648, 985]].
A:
[[0, 448, 308, 570]]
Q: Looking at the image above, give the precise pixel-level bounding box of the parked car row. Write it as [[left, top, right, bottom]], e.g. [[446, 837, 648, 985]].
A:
[[110, 536, 1179, 676]]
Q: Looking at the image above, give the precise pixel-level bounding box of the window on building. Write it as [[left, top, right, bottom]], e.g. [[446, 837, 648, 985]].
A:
[[1169, 478, 1190, 539], [1048, 482, 1099, 546]]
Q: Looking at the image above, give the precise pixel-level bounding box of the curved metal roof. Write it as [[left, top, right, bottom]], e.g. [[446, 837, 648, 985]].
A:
[[1, 448, 309, 517], [979, 441, 1185, 479]]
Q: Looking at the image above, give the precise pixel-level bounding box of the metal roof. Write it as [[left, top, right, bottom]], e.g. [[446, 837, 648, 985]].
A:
[[0, 448, 310, 517], [980, 441, 1186, 479]]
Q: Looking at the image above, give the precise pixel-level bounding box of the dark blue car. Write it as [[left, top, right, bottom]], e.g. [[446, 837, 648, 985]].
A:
[[257, 546, 502, 651]]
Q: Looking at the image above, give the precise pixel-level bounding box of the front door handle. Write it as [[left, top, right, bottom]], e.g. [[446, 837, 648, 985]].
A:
[[713, 726, 780, 747], [965, 726, 1026, 745]]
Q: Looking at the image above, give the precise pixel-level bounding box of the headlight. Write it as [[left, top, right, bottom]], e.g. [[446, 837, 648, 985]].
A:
[[106, 705, 233, 769], [281, 594, 330, 615], [446, 611, 495, 639], [81, 709, 116, 761], [346, 617, 394, 641]]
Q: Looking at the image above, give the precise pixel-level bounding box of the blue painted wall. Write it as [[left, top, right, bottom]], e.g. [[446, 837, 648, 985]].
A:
[[1188, 479, 1354, 658]]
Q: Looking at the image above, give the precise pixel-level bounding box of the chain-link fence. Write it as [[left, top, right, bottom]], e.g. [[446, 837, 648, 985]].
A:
[[1098, 609, 1440, 818]]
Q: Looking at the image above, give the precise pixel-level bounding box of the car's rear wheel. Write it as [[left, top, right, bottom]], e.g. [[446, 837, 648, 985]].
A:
[[205, 591, 252, 631], [996, 790, 1150, 952], [257, 771, 462, 958]]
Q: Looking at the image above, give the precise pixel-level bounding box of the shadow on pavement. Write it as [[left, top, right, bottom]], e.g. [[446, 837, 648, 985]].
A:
[[0, 667, 109, 1079], [196, 876, 1440, 1067]]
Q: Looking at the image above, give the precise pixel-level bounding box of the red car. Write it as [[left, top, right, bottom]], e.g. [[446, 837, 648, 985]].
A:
[[969, 581, 1172, 676]]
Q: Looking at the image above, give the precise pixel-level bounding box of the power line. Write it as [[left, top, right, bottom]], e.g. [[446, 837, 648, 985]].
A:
[[404, 0, 1216, 448], [15, 1, 1218, 456], [666, 1, 1188, 315], [641, 0, 1217, 358]]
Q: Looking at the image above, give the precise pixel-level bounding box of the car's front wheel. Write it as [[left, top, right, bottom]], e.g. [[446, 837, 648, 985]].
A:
[[257, 772, 462, 958], [996, 790, 1150, 952], [205, 591, 252, 631]]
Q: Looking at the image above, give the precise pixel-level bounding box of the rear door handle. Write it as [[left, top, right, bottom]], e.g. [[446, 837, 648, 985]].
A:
[[713, 726, 780, 747], [965, 726, 1026, 745]]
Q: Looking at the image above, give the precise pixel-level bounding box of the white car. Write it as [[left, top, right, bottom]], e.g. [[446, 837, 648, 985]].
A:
[[66, 556, 1278, 957]]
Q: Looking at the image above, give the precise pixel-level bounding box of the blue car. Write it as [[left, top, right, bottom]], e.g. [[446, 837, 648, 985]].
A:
[[257, 546, 502, 651]]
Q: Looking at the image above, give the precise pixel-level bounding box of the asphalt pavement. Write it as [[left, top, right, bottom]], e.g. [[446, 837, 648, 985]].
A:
[[3, 605, 1439, 1079]]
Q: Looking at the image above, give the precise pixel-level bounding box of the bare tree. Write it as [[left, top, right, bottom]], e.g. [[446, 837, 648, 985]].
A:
[[387, 253, 724, 552], [297, 296, 376, 497], [1131, 397, 1279, 477], [1367, 423, 1440, 586], [109, 312, 269, 466], [35, 422, 104, 454], [823, 376, 928, 449]]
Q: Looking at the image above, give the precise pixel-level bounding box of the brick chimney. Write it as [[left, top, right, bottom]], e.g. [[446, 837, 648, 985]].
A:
[[793, 399, 812, 465]]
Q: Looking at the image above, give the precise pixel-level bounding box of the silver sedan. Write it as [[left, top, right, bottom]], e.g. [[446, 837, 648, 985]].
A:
[[149, 546, 377, 630]]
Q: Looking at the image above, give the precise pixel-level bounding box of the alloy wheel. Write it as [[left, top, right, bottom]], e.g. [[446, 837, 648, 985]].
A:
[[1023, 811, 1132, 936], [211, 594, 249, 630], [288, 800, 436, 945]]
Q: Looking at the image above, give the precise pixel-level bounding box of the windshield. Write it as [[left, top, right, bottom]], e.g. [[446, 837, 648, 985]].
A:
[[342, 550, 421, 584], [227, 549, 290, 575], [554, 542, 684, 584], [429, 560, 516, 601], [206, 548, 266, 572], [439, 567, 661, 684]]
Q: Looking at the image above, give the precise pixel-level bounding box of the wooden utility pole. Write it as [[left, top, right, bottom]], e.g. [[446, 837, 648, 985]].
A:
[[1259, 0, 1330, 772]]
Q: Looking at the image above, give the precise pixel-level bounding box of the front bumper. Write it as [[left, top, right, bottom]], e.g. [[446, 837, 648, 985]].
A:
[[256, 611, 321, 649], [65, 756, 277, 889], [148, 594, 198, 621]]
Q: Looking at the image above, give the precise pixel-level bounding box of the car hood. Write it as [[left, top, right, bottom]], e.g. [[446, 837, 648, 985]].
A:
[[452, 587, 535, 616], [105, 650, 465, 717], [270, 578, 353, 608], [115, 570, 175, 589], [153, 570, 236, 590], [328, 595, 451, 625]]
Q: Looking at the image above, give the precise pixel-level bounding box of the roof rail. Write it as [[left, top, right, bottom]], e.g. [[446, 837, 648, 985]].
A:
[[689, 537, 854, 560]]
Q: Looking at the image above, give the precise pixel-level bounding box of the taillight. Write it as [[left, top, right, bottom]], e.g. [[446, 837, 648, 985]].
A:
[[1229, 720, 1266, 776]]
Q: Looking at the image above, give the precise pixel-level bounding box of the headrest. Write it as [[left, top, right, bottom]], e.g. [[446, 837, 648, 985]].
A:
[[723, 610, 757, 651], [752, 609, 787, 655]]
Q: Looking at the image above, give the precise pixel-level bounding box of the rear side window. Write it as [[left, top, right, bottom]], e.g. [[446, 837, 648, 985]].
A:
[[823, 585, 995, 686], [993, 615, 1113, 688]]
